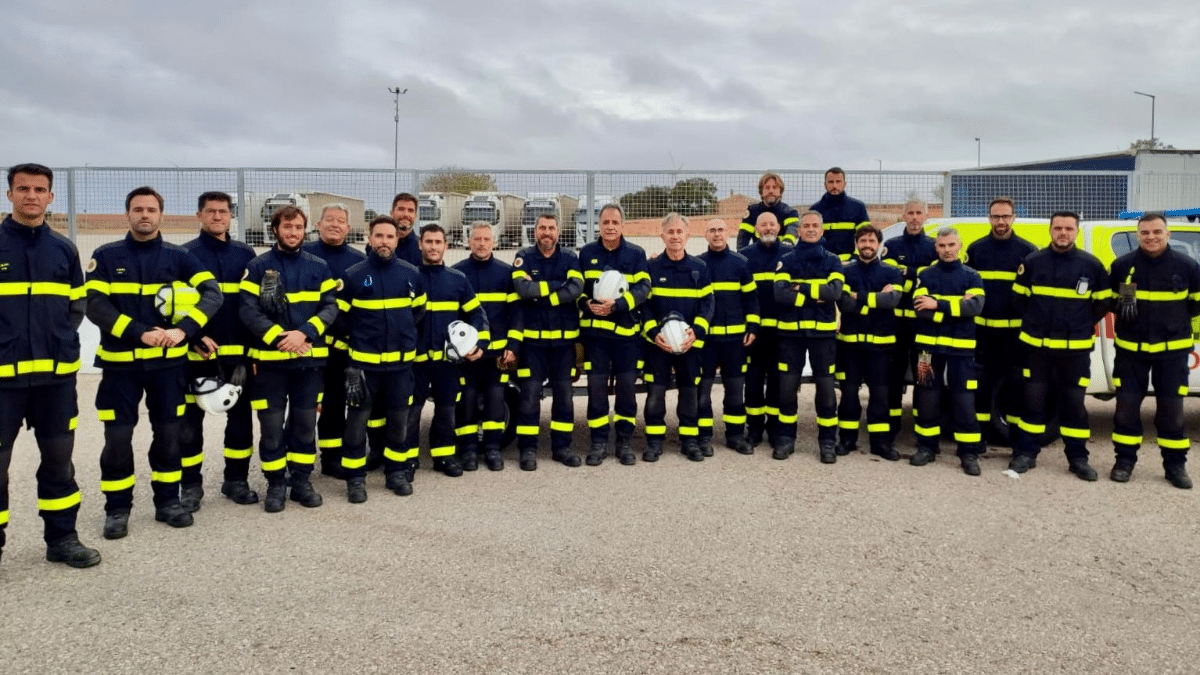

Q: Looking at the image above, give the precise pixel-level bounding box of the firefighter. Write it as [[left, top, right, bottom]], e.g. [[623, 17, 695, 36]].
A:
[[772, 211, 844, 462], [965, 197, 1037, 442], [179, 191, 259, 510], [809, 167, 870, 262], [736, 172, 801, 248], [1010, 212, 1110, 480], [910, 227, 986, 475], [738, 211, 792, 451], [240, 205, 338, 512], [301, 203, 365, 480], [835, 225, 904, 461], [390, 192, 422, 267], [512, 214, 584, 470], [577, 203, 651, 466], [698, 218, 759, 456], [453, 221, 521, 472], [881, 199, 937, 441], [404, 224, 487, 478], [338, 216, 426, 501], [87, 186, 223, 537], [643, 213, 713, 462], [0, 163, 99, 567], [1108, 213, 1200, 488]]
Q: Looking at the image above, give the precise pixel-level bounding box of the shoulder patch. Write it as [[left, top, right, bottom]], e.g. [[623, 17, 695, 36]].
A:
[[242, 268, 250, 280], [962, 252, 969, 264], [1017, 263, 1024, 275], [336, 278, 345, 291], [743, 208, 750, 219], [86, 258, 97, 273], [776, 261, 783, 270], [879, 246, 888, 258], [513, 257, 523, 268]]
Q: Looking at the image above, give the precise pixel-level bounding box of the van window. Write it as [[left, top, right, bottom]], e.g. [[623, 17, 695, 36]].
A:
[[1112, 231, 1200, 261]]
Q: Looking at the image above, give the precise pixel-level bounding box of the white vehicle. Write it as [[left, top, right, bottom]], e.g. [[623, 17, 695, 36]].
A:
[[572, 194, 616, 247], [418, 192, 467, 247], [522, 193, 579, 248], [461, 193, 524, 249], [236, 192, 274, 246], [258, 192, 367, 244]]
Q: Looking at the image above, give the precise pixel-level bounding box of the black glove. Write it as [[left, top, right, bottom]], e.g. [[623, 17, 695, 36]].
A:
[[1117, 283, 1138, 321], [345, 367, 369, 409], [260, 269, 288, 317], [229, 364, 248, 388]]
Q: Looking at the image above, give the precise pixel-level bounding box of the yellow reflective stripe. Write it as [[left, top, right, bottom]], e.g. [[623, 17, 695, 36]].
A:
[[914, 424, 940, 437], [351, 297, 418, 310], [739, 221, 756, 234], [538, 281, 550, 297], [341, 456, 367, 469], [218, 282, 241, 293], [0, 281, 76, 296], [426, 301, 461, 311], [567, 269, 584, 281], [366, 418, 386, 428], [0, 510, 7, 526], [287, 452, 316, 465], [151, 470, 182, 483], [516, 425, 539, 436], [1160, 437, 1190, 450], [262, 324, 284, 345], [1112, 432, 1142, 445], [307, 316, 326, 335], [914, 335, 976, 349], [252, 347, 330, 361], [285, 291, 321, 302], [1133, 289, 1189, 301], [752, 272, 776, 282], [224, 447, 254, 460], [824, 221, 860, 230], [1114, 337, 1194, 353], [976, 317, 1022, 328], [111, 314, 132, 338], [261, 457, 287, 472], [180, 452, 204, 468], [954, 432, 982, 443], [476, 292, 509, 303], [240, 280, 261, 295], [0, 358, 81, 377], [709, 325, 747, 335], [318, 438, 343, 449], [549, 421, 573, 433], [1018, 333, 1094, 350], [1029, 285, 1093, 299], [101, 476, 135, 491], [977, 270, 1018, 281], [462, 297, 481, 312], [38, 491, 82, 511], [348, 348, 418, 364], [646, 425, 668, 435], [337, 298, 351, 313], [1060, 426, 1090, 440], [96, 345, 188, 362], [320, 278, 338, 293], [521, 329, 579, 340], [776, 320, 838, 331], [711, 281, 742, 292]]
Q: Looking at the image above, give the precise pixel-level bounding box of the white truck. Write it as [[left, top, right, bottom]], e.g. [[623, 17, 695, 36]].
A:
[[257, 192, 367, 244], [521, 193, 580, 248], [236, 192, 274, 246], [417, 192, 468, 247], [461, 192, 525, 249], [572, 194, 616, 247]]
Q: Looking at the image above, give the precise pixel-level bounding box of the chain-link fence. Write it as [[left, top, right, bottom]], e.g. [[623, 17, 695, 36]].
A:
[[16, 167, 1200, 266]]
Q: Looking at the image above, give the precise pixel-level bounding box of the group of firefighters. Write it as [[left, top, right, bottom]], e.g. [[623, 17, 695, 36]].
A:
[[2, 163, 1198, 570]]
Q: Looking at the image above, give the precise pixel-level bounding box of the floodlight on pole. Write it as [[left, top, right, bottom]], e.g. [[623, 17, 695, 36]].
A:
[[1134, 91, 1156, 146], [388, 87, 408, 194], [876, 159, 882, 206]]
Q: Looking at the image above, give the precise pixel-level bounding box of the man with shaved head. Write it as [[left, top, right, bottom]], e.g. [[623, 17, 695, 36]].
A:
[[737, 210, 792, 451]]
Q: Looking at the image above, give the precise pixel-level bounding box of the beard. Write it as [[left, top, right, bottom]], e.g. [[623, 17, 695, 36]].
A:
[[759, 232, 777, 245]]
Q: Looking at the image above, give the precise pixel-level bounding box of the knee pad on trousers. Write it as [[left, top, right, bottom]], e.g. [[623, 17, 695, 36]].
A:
[[290, 409, 317, 446], [34, 435, 76, 483], [258, 411, 286, 450]]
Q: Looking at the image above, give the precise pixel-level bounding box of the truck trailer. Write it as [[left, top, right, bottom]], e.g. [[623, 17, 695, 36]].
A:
[[257, 192, 367, 244], [418, 192, 468, 247], [522, 193, 580, 248], [461, 192, 525, 249]]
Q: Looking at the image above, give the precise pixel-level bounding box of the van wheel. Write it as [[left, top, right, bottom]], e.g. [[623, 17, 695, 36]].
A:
[[499, 383, 520, 449]]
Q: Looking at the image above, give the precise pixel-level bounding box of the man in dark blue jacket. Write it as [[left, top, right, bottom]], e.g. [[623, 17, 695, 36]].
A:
[[88, 187, 223, 536], [739, 212, 792, 451], [338, 216, 427, 501], [179, 191, 259, 510], [390, 192, 422, 267], [737, 172, 801, 248], [0, 163, 100, 568], [810, 167, 870, 262]]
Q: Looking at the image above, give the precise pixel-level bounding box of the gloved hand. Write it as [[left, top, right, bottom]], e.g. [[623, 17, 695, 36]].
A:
[[345, 367, 370, 409], [260, 269, 288, 317], [1117, 283, 1137, 321], [229, 364, 248, 388]]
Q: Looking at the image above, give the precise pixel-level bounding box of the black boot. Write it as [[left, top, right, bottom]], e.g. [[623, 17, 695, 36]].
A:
[[45, 534, 101, 568], [727, 434, 753, 455], [346, 478, 368, 503], [288, 476, 323, 508], [643, 438, 663, 463], [682, 438, 704, 462], [697, 435, 713, 457], [155, 502, 195, 528], [180, 484, 204, 513], [385, 471, 413, 496], [434, 457, 464, 477], [484, 448, 505, 471], [264, 481, 287, 513], [586, 441, 608, 466], [615, 435, 636, 465], [221, 480, 260, 505], [552, 448, 582, 467], [819, 439, 837, 464], [460, 450, 479, 472], [519, 449, 538, 471], [1165, 464, 1192, 489], [1068, 457, 1098, 482], [102, 511, 129, 540]]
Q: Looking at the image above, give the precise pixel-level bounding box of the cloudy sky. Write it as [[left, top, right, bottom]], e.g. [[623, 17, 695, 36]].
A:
[[3, 0, 1197, 173]]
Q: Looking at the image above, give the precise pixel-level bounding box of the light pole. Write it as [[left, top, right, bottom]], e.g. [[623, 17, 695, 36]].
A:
[[388, 87, 408, 194], [1134, 91, 1156, 146], [974, 137, 981, 167]]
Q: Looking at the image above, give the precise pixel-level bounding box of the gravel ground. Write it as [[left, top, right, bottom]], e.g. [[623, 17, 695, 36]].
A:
[[2, 375, 1199, 674]]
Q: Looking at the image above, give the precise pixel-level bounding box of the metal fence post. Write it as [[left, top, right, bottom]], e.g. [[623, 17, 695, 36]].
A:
[[941, 171, 952, 218], [67, 167, 77, 242], [585, 171, 596, 243], [236, 169, 246, 243]]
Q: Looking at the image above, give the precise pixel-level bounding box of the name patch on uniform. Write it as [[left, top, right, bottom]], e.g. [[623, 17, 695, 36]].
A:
[[114, 266, 127, 277]]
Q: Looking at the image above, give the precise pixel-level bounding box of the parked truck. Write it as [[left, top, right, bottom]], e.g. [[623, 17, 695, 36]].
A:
[[520, 193, 579, 248], [237, 192, 275, 246], [461, 192, 525, 248], [572, 194, 616, 247], [257, 192, 367, 244], [418, 192, 468, 247]]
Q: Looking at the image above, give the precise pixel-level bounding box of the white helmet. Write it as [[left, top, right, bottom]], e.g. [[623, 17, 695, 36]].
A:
[[155, 282, 200, 324], [191, 376, 242, 414], [445, 320, 480, 362], [660, 311, 691, 354], [593, 269, 628, 302]]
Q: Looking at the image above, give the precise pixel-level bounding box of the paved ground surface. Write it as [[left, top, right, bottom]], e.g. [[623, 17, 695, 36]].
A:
[[2, 375, 1199, 674]]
